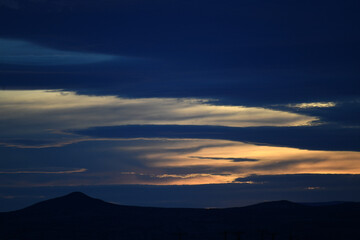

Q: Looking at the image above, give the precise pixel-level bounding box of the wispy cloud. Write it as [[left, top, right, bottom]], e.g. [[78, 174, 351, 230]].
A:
[[0, 168, 87, 174], [287, 102, 336, 109], [2, 137, 360, 186], [0, 39, 117, 65], [0, 138, 90, 149], [0, 90, 317, 140], [190, 156, 259, 162], [116, 138, 360, 184], [119, 171, 235, 185]]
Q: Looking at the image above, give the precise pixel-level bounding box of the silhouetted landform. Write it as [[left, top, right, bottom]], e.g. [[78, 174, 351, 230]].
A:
[[0, 192, 359, 240], [299, 201, 352, 207]]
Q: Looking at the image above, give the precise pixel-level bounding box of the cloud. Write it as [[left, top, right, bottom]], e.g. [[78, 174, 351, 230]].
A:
[[2, 135, 360, 186], [0, 39, 117, 65], [128, 139, 360, 179], [190, 156, 259, 162], [0, 90, 317, 140], [0, 168, 87, 174], [286, 102, 336, 109], [0, 0, 359, 210], [0, 137, 90, 148], [1, 0, 359, 112], [1, 135, 360, 195], [234, 174, 360, 189], [119, 171, 235, 185], [73, 124, 360, 151]]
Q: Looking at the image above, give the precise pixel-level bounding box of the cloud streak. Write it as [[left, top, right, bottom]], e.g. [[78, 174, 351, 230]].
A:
[[190, 156, 259, 162], [287, 102, 337, 109], [1, 137, 360, 186], [0, 90, 317, 140], [0, 39, 117, 65], [72, 125, 360, 151], [115, 138, 360, 184], [0, 168, 87, 174]]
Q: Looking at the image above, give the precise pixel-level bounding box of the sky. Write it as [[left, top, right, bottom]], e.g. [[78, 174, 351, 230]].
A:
[[0, 0, 360, 211]]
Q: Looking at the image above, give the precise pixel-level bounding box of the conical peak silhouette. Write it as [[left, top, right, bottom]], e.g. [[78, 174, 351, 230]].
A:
[[14, 191, 114, 216], [64, 191, 91, 199], [55, 191, 107, 206]]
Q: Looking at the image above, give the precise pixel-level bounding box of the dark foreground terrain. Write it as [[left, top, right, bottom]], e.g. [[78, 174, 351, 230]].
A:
[[0, 192, 359, 240]]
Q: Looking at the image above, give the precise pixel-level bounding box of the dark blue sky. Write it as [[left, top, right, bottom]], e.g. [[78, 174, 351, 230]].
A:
[[0, 0, 360, 211]]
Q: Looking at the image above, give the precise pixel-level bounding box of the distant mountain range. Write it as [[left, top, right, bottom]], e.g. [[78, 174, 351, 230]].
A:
[[1, 192, 359, 240]]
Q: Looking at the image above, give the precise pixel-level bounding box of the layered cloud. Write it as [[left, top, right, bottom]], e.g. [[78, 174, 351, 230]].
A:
[[0, 168, 87, 174], [113, 138, 360, 184], [0, 89, 359, 187], [0, 39, 117, 65], [2, 137, 360, 186], [1, 89, 358, 186], [0, 90, 317, 138], [71, 125, 360, 151], [0, 0, 359, 210]]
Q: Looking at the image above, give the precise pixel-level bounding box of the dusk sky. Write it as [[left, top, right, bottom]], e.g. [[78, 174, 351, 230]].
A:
[[1, 0, 360, 211]]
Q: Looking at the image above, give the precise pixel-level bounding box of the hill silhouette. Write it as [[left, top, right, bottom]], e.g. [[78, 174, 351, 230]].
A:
[[10, 192, 120, 217], [0, 192, 359, 240]]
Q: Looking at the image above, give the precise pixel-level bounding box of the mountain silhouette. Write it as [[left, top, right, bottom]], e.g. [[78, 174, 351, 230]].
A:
[[0, 192, 359, 240], [11, 192, 118, 217]]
